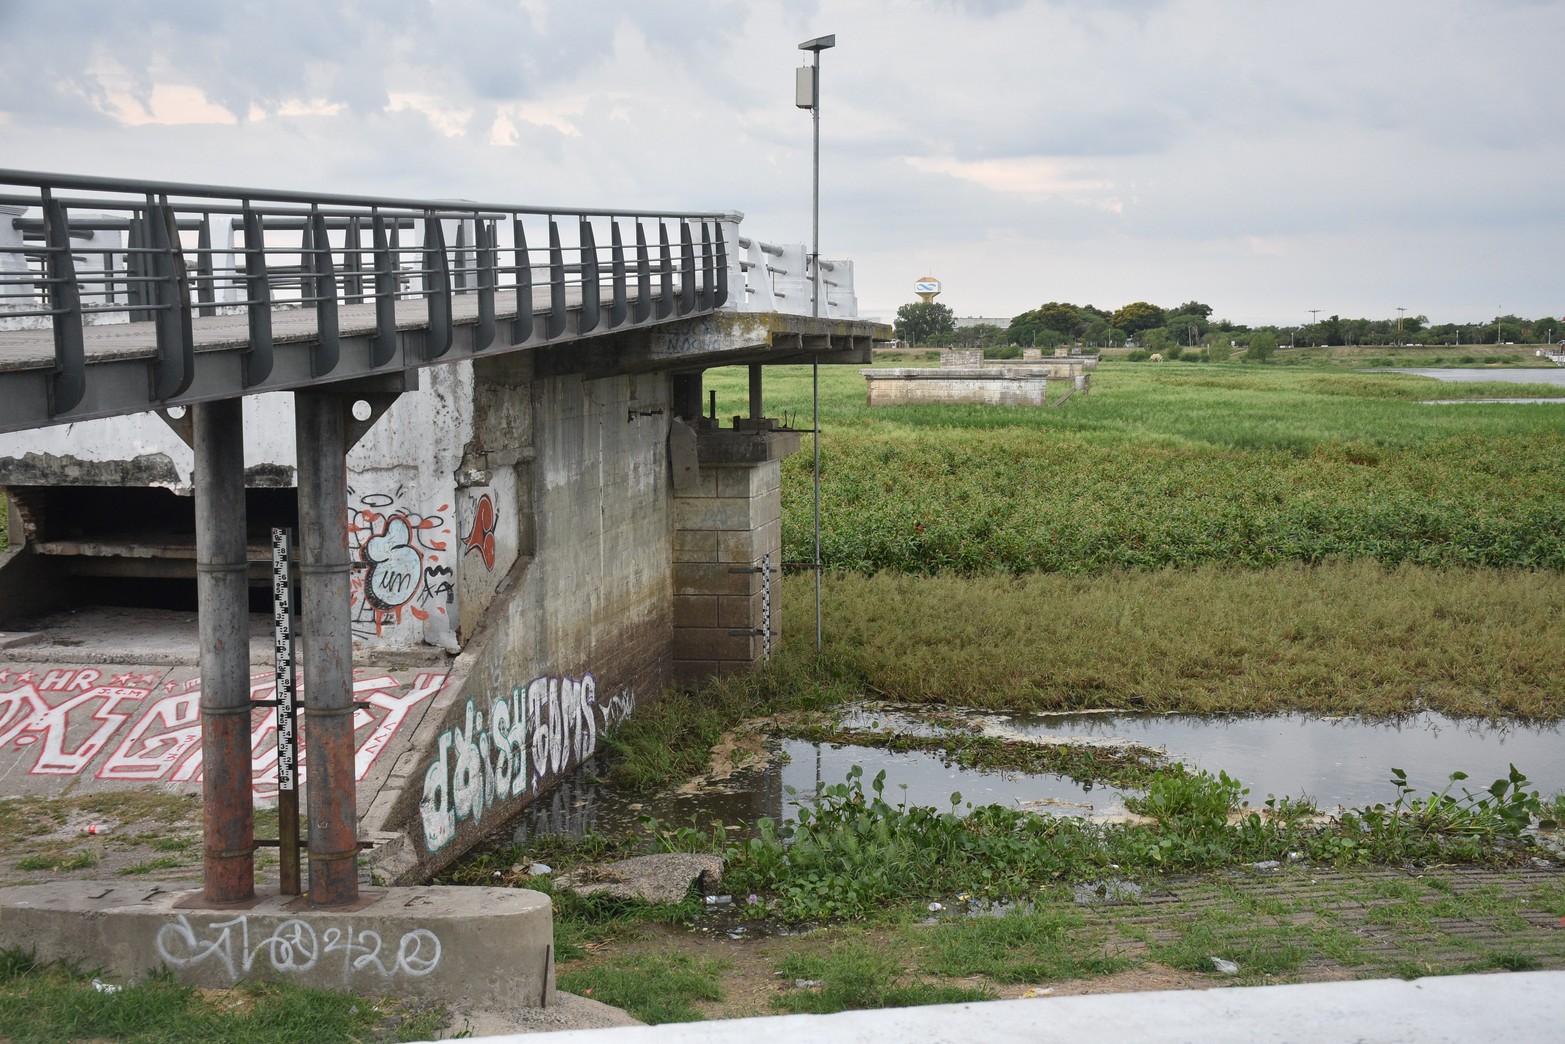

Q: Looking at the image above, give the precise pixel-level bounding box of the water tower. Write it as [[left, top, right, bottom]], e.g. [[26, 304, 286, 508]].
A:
[[914, 275, 942, 305]]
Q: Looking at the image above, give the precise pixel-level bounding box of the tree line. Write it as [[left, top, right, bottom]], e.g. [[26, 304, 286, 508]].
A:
[[894, 300, 1563, 353]]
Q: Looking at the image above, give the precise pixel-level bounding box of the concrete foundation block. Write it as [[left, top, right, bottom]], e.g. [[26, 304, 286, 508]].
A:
[[673, 627, 758, 662], [717, 530, 757, 563], [672, 594, 719, 628], [718, 593, 764, 629], [0, 882, 554, 1010], [672, 562, 760, 597]]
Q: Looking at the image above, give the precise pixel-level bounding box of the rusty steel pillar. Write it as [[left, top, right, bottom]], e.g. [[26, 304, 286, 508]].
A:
[[294, 391, 359, 907], [194, 397, 255, 904]]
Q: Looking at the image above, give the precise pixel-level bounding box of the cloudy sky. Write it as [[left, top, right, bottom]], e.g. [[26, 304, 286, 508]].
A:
[[2, 0, 1560, 327]]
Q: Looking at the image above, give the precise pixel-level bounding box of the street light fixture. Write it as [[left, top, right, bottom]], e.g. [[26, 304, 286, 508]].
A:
[[797, 33, 834, 656]]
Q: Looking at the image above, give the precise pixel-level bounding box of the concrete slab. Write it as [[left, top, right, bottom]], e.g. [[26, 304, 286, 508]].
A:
[[0, 654, 449, 805], [554, 854, 723, 904], [0, 880, 554, 1010], [443, 970, 1565, 1043]]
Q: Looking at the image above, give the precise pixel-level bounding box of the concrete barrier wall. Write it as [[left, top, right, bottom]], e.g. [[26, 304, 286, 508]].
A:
[[370, 367, 673, 881]]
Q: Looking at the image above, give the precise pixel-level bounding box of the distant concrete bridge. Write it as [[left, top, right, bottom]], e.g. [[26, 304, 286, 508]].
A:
[[0, 170, 888, 911]]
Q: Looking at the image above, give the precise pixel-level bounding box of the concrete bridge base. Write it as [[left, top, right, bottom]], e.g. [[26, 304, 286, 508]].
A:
[[0, 880, 553, 1010]]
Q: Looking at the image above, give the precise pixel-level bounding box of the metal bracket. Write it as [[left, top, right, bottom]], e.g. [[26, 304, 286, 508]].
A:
[[156, 406, 194, 448]]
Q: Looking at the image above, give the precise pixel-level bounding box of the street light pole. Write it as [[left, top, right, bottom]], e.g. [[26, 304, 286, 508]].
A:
[[798, 33, 834, 657]]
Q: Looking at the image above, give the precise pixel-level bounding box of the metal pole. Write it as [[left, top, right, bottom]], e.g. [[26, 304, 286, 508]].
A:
[[194, 397, 254, 904], [811, 46, 823, 657], [294, 391, 359, 907]]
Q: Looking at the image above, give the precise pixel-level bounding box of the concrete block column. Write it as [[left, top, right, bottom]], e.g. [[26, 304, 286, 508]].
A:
[[671, 429, 799, 688]]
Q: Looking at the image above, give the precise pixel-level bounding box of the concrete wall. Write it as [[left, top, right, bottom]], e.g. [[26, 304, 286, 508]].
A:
[[864, 369, 1055, 407], [369, 366, 673, 880]]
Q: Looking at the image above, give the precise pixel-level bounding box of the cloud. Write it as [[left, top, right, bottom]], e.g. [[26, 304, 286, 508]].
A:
[[0, 0, 1559, 323]]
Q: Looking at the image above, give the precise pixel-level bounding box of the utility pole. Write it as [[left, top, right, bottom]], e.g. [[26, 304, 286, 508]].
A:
[[798, 32, 835, 656], [1396, 306, 1406, 347]]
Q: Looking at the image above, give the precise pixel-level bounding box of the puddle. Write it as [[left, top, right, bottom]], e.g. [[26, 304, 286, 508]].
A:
[[1421, 398, 1565, 405], [512, 734, 1131, 844], [998, 711, 1565, 808], [1372, 367, 1565, 386], [507, 708, 1564, 845]]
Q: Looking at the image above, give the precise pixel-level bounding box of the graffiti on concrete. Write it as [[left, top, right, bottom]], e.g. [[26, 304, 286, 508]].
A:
[[0, 667, 445, 795], [155, 914, 441, 982], [419, 672, 634, 852], [462, 492, 498, 570], [347, 488, 456, 637]]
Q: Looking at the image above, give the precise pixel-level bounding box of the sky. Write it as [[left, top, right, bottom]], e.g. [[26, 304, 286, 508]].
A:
[[1, 0, 1561, 328]]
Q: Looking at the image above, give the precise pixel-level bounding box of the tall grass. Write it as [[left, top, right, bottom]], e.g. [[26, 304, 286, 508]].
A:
[[779, 564, 1565, 718], [704, 363, 1565, 574]]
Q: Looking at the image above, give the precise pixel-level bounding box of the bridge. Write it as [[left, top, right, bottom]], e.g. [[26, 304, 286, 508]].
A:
[[0, 166, 888, 957]]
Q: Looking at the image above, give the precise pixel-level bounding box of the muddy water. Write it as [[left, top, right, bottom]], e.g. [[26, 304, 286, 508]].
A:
[[508, 709, 1564, 844]]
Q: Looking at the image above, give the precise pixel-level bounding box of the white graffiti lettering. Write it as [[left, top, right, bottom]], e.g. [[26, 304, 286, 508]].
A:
[[155, 914, 441, 982], [419, 671, 633, 852], [0, 668, 444, 793]]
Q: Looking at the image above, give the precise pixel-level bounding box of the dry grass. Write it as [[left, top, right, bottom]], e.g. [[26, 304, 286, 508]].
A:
[[781, 562, 1565, 719]]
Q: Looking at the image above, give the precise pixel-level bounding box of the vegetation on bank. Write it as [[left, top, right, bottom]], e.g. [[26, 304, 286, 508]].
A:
[[0, 948, 451, 1043], [547, 867, 1565, 1023]]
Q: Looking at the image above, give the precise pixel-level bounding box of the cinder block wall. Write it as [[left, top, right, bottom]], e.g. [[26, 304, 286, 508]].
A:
[[670, 457, 783, 686]]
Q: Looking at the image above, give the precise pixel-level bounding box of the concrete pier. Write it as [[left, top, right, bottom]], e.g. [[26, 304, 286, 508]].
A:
[[0, 881, 553, 1010]]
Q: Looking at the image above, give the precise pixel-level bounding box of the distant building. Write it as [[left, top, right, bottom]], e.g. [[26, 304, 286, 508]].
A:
[[954, 316, 1011, 329]]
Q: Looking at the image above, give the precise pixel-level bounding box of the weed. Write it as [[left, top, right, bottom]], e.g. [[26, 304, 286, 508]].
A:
[[115, 856, 188, 876], [557, 953, 725, 1024], [916, 908, 1129, 982], [773, 940, 993, 1014], [1147, 907, 1321, 977], [16, 852, 97, 872], [0, 947, 449, 1042], [1127, 764, 1247, 830], [723, 763, 1553, 921]]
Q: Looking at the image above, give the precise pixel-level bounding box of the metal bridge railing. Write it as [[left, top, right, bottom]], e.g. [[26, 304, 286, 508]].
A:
[[0, 170, 758, 418]]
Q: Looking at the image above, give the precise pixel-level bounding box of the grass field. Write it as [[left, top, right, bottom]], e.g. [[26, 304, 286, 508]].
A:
[[709, 362, 1565, 574], [622, 359, 1565, 733]]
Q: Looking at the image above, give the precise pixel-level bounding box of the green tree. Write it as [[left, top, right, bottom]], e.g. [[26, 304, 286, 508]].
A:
[[1175, 301, 1214, 321], [1038, 302, 1081, 336], [894, 301, 956, 346], [1110, 301, 1166, 335], [1247, 331, 1277, 362], [1164, 312, 1208, 346]]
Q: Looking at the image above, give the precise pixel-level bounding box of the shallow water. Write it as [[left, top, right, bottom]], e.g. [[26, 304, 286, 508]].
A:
[[994, 711, 1565, 807], [1378, 367, 1565, 386], [508, 709, 1564, 843]]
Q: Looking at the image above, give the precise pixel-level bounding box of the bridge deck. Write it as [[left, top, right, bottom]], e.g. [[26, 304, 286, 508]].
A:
[[0, 289, 569, 373]]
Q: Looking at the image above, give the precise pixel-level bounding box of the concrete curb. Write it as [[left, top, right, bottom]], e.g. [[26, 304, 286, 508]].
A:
[[434, 969, 1565, 1043]]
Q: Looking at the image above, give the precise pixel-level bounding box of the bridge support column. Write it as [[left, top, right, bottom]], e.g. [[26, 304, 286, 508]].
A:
[[671, 428, 800, 687], [194, 397, 255, 904], [294, 392, 359, 907]]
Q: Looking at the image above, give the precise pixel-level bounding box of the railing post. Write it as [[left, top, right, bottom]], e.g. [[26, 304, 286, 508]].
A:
[[41, 192, 85, 415], [241, 205, 274, 386], [194, 396, 254, 905], [510, 218, 533, 344]]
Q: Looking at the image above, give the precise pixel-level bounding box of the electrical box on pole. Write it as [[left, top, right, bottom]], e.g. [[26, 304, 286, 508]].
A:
[[796, 66, 816, 109]]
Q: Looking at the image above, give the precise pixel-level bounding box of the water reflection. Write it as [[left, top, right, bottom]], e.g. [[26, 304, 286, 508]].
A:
[[507, 710, 1564, 845], [999, 711, 1565, 807]]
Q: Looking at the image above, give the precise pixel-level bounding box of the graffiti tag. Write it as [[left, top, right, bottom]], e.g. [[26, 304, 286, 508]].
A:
[[155, 914, 441, 982], [419, 672, 633, 851]]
